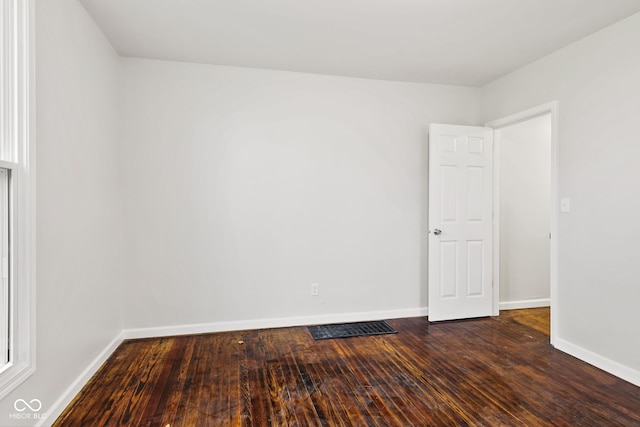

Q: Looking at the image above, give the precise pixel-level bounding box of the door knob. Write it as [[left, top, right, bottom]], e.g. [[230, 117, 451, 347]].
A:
[[433, 228, 442, 235]]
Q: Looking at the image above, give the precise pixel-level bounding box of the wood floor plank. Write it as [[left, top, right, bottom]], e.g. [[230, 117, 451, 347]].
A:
[[53, 309, 640, 426], [335, 338, 425, 426]]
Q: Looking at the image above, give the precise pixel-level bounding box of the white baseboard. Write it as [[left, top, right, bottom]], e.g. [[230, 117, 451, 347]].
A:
[[499, 298, 550, 310], [122, 307, 429, 340], [36, 332, 125, 427], [554, 336, 640, 388]]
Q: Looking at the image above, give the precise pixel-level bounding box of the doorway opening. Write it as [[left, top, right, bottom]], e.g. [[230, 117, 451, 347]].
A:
[[486, 102, 559, 345]]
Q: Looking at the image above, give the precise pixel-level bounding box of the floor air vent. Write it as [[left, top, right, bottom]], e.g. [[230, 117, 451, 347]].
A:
[[308, 320, 397, 340]]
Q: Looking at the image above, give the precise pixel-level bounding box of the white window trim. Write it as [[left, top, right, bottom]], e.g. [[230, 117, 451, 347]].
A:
[[0, 0, 36, 399]]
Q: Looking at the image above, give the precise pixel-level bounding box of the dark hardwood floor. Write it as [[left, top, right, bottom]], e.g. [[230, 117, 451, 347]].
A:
[[54, 308, 640, 426]]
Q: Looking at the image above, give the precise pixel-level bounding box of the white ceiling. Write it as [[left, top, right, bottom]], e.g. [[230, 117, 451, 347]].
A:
[[79, 0, 640, 87]]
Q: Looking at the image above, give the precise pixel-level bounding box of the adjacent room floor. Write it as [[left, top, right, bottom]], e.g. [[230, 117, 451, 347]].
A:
[[54, 308, 640, 426]]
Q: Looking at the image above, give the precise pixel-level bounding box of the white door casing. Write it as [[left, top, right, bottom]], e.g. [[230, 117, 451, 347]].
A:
[[485, 101, 559, 345], [428, 124, 493, 321]]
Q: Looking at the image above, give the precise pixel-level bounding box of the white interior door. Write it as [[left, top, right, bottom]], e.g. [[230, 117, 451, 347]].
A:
[[428, 124, 493, 322]]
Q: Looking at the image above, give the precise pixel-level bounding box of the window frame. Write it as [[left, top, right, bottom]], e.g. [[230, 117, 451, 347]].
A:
[[0, 166, 11, 367], [0, 0, 36, 399]]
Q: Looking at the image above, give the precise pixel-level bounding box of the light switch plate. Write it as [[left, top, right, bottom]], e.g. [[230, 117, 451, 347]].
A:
[[560, 197, 570, 213]]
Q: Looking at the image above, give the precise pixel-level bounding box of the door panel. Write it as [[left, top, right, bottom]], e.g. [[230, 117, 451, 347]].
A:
[[428, 124, 493, 321], [466, 240, 484, 296], [440, 166, 458, 221], [440, 241, 458, 298], [467, 166, 484, 220]]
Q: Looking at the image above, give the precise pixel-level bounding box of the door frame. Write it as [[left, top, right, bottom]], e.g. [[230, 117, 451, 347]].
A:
[[485, 101, 559, 346]]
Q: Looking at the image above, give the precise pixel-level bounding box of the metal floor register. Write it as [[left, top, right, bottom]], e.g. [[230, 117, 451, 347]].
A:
[[308, 320, 397, 340]]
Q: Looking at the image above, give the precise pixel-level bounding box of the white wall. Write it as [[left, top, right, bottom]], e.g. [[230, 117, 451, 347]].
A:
[[0, 0, 123, 424], [482, 12, 640, 378], [120, 58, 479, 330], [499, 115, 551, 304]]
